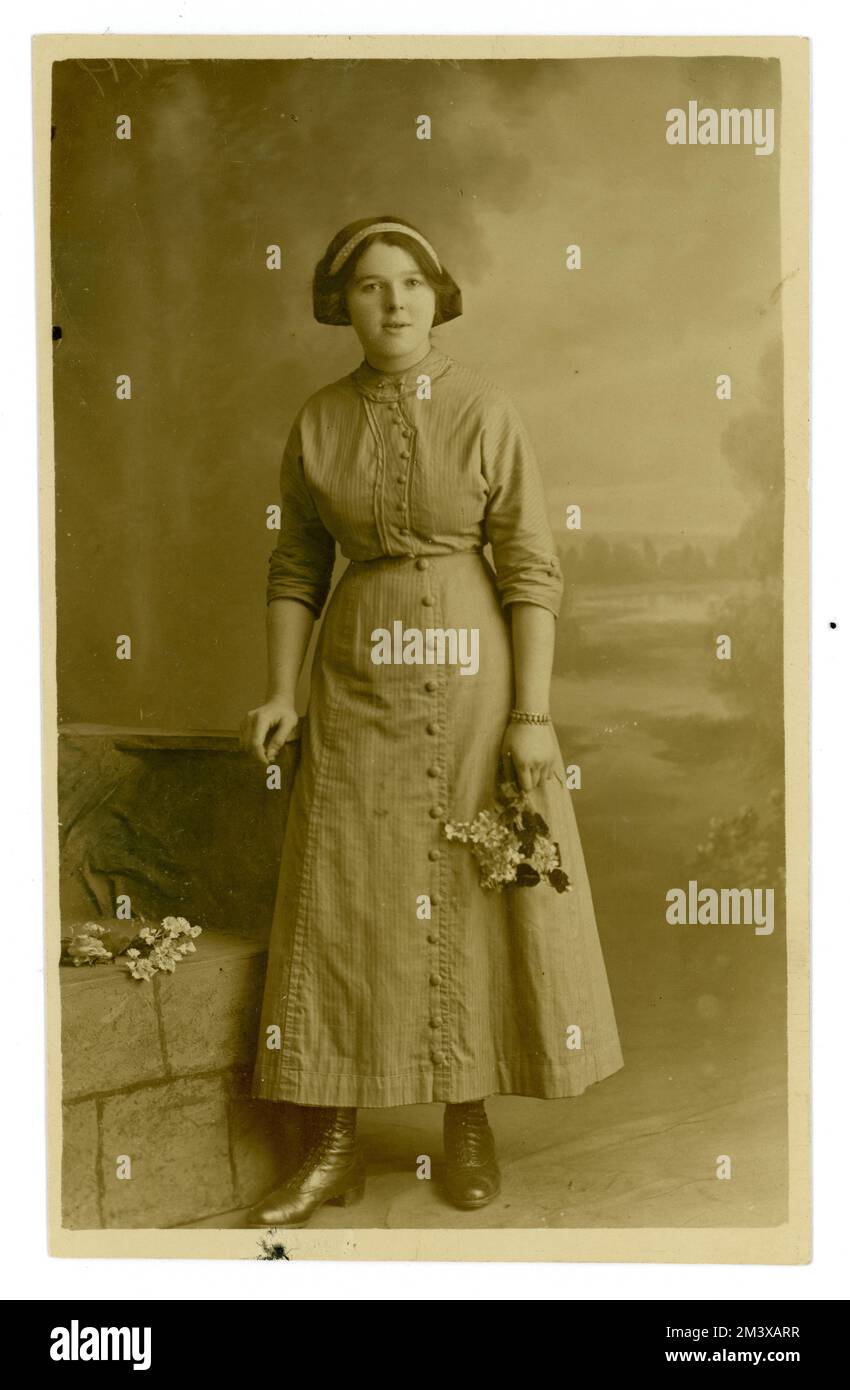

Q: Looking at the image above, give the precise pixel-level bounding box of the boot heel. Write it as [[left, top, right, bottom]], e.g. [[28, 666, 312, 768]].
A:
[[328, 1175, 366, 1208]]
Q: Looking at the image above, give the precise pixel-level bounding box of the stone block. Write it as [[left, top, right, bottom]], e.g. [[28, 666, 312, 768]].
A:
[[224, 1069, 306, 1209], [100, 1075, 235, 1228], [157, 934, 267, 1074], [61, 1099, 101, 1229], [61, 963, 166, 1099]]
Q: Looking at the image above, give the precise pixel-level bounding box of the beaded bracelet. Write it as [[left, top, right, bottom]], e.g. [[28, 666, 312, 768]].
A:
[[509, 709, 551, 725]]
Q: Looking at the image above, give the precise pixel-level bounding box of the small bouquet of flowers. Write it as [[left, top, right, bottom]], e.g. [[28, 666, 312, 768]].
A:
[[60, 915, 203, 981], [442, 780, 572, 894]]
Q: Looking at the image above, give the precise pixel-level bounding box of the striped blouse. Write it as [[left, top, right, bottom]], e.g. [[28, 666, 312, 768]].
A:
[[265, 341, 564, 621]]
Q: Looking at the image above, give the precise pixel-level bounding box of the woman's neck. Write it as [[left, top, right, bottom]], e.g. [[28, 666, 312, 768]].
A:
[[364, 340, 433, 375]]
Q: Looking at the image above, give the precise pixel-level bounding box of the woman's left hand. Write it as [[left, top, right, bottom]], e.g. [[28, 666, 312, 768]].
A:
[[500, 720, 562, 791]]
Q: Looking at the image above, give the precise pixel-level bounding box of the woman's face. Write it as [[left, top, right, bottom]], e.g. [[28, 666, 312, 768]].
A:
[[344, 241, 437, 368]]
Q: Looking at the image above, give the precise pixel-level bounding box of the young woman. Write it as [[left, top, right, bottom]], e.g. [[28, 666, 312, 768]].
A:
[[239, 215, 624, 1227]]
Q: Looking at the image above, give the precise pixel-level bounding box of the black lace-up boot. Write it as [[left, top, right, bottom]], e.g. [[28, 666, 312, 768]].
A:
[[245, 1105, 365, 1227], [442, 1098, 501, 1209]]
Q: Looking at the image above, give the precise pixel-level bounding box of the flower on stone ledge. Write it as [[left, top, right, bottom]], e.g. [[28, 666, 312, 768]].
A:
[[64, 927, 114, 966], [60, 915, 204, 980]]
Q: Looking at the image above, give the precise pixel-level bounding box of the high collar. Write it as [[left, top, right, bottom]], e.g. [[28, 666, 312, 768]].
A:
[[350, 343, 453, 400]]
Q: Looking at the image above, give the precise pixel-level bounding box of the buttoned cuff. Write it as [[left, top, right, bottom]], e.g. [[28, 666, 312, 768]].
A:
[[495, 556, 563, 620]]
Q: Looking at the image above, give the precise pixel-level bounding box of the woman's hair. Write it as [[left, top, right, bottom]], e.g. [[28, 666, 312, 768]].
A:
[[313, 215, 463, 327]]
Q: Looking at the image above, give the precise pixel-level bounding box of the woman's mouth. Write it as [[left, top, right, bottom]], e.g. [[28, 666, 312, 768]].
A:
[[384, 322, 411, 330]]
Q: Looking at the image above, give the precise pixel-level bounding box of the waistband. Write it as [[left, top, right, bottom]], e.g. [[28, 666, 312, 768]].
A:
[[345, 548, 486, 569]]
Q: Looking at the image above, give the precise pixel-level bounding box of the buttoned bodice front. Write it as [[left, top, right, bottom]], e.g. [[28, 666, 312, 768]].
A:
[[265, 342, 564, 621]]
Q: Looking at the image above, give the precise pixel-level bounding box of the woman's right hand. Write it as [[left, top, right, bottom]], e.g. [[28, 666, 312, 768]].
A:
[[239, 698, 300, 766]]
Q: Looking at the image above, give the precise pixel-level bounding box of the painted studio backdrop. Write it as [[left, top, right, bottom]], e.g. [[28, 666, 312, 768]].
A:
[[51, 56, 786, 1230]]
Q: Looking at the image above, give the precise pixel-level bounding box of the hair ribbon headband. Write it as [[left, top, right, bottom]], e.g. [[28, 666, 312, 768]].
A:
[[329, 222, 443, 277]]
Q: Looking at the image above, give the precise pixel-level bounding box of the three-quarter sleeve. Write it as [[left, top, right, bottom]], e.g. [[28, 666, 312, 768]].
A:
[[266, 409, 336, 619], [480, 392, 564, 620]]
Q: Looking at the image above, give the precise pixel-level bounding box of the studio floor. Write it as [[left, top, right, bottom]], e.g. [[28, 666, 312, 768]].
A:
[[184, 999, 788, 1233]]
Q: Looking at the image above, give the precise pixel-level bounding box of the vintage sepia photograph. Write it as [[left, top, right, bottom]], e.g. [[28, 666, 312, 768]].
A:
[[35, 33, 809, 1263]]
